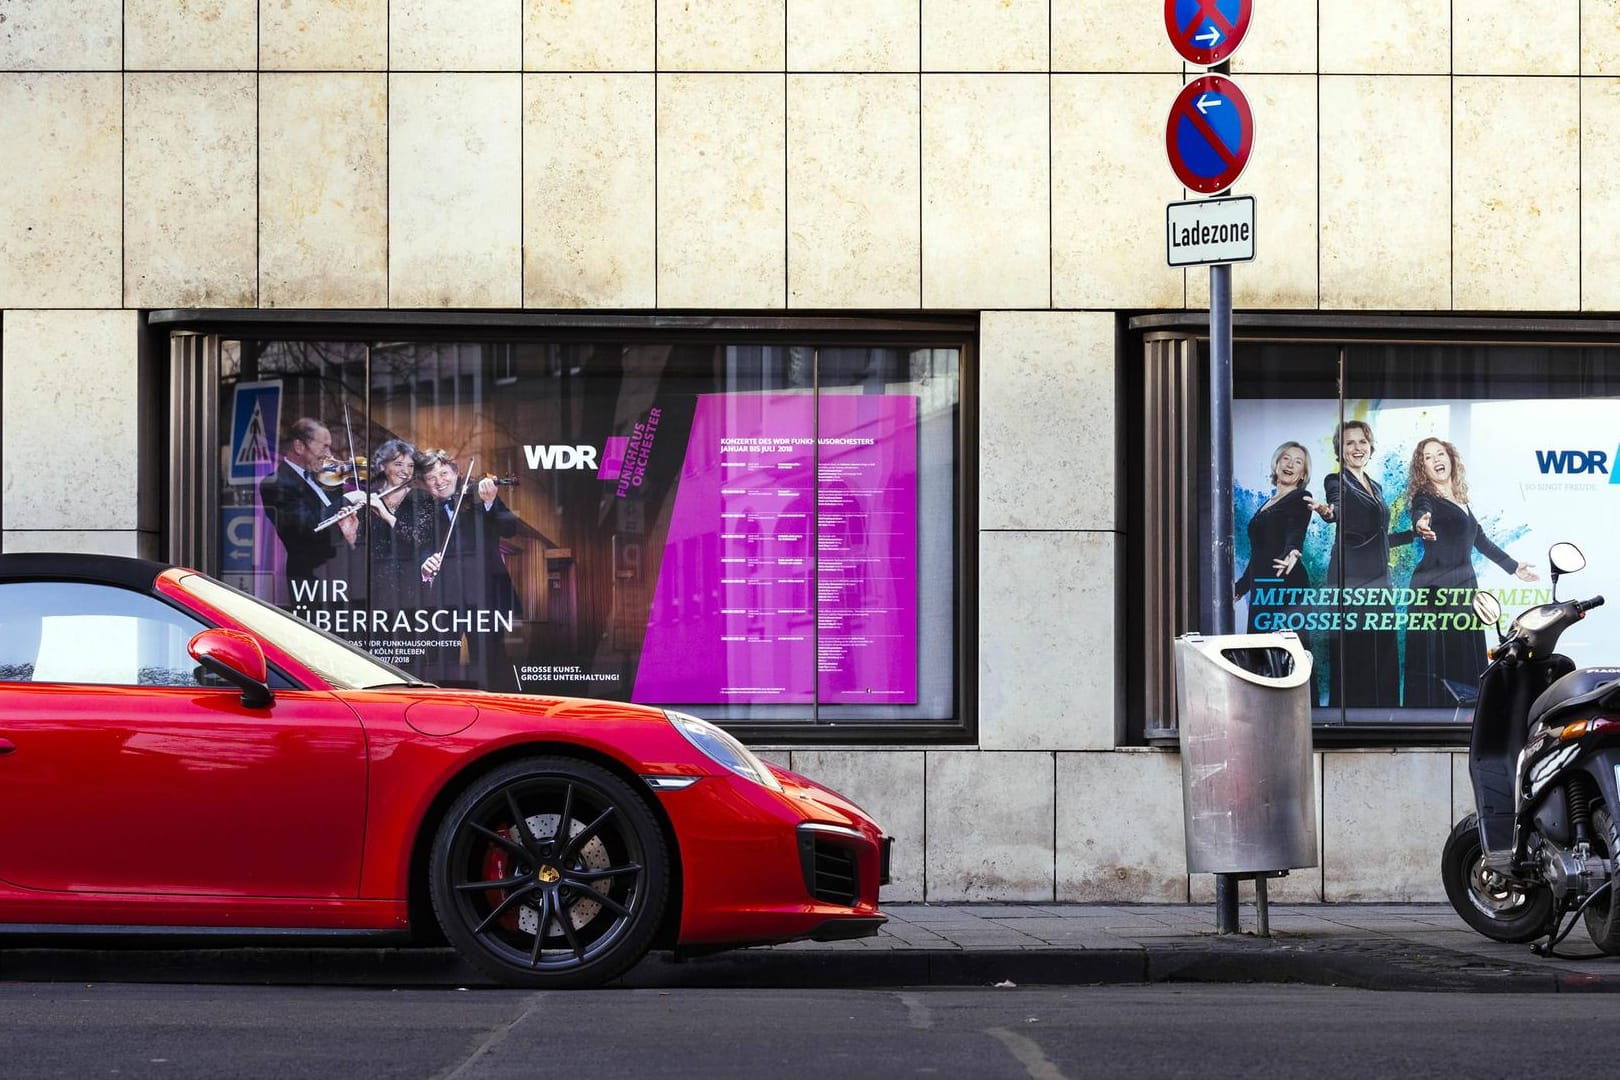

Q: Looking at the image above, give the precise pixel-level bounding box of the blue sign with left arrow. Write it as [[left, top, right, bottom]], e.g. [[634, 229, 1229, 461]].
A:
[[1165, 75, 1255, 195]]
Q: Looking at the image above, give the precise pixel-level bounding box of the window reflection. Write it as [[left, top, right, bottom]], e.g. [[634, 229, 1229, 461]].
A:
[[0, 582, 208, 688], [215, 336, 963, 727], [1231, 341, 1620, 726]]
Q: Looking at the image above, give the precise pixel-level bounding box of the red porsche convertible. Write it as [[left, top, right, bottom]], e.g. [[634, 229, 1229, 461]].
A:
[[0, 554, 889, 987]]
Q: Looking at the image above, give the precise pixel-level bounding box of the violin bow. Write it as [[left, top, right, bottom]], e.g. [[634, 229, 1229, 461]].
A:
[[426, 457, 476, 585], [340, 396, 361, 497]]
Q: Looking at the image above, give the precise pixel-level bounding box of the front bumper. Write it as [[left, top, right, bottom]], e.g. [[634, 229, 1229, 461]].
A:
[[795, 825, 894, 899], [656, 770, 889, 948], [808, 916, 886, 942]]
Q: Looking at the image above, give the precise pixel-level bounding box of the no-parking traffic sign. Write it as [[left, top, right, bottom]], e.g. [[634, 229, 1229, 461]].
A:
[[1164, 0, 1253, 67], [1164, 75, 1254, 195]]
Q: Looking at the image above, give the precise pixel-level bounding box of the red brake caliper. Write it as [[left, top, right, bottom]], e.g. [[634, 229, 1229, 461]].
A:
[[482, 827, 526, 933]]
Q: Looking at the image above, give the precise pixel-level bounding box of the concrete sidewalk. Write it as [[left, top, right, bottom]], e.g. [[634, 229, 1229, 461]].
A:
[[688, 902, 1620, 993], [8, 903, 1620, 991]]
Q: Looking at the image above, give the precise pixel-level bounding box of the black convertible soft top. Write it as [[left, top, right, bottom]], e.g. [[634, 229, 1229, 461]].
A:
[[0, 553, 175, 591]]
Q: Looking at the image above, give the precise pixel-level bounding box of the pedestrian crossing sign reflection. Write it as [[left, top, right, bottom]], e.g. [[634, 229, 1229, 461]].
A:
[[229, 381, 282, 485]]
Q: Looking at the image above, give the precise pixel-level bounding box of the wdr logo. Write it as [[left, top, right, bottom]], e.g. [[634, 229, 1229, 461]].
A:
[[1535, 448, 1617, 481], [523, 444, 600, 470]]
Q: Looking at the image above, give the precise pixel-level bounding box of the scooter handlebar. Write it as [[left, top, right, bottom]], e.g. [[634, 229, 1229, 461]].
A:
[[1486, 596, 1604, 674]]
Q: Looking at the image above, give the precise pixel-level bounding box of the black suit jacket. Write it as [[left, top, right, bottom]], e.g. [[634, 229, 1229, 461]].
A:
[[260, 460, 343, 583], [426, 493, 520, 616]]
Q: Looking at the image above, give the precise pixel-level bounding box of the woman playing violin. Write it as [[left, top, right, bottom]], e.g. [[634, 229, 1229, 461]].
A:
[[363, 438, 438, 613]]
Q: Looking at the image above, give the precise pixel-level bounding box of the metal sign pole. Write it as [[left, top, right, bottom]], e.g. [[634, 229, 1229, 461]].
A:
[[1208, 264, 1234, 641], [1208, 258, 1239, 933], [1165, 1, 1254, 938], [1207, 37, 1240, 932]]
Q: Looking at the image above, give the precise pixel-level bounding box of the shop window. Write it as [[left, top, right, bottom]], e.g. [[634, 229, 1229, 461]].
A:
[[184, 327, 968, 739], [1137, 323, 1620, 738]]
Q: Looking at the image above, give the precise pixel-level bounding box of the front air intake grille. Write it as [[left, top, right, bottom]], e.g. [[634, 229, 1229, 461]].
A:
[[797, 828, 860, 906]]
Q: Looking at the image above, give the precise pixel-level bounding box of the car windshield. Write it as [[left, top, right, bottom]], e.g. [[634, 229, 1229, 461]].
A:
[[175, 572, 425, 690]]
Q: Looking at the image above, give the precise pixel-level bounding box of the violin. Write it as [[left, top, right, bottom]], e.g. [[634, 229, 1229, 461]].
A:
[[440, 475, 520, 509], [313, 456, 368, 486], [450, 474, 517, 494], [437, 476, 518, 514]]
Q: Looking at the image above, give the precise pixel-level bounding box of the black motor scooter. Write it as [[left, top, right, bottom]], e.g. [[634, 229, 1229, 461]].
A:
[[1442, 542, 1620, 953]]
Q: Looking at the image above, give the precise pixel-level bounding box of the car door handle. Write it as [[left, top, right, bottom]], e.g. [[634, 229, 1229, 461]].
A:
[[0, 738, 14, 755]]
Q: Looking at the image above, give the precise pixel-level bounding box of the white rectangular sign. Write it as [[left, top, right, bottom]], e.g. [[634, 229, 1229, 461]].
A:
[[1166, 195, 1255, 267]]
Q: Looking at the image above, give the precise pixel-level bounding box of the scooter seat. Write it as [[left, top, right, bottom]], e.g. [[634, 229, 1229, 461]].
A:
[[1527, 666, 1620, 729]]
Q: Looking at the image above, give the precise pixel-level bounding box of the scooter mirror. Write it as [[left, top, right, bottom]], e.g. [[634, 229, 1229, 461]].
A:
[[1473, 590, 1503, 630], [1549, 542, 1585, 577]]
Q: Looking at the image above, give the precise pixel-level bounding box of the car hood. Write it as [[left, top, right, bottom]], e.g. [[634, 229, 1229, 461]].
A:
[[350, 684, 671, 722], [334, 685, 686, 747]]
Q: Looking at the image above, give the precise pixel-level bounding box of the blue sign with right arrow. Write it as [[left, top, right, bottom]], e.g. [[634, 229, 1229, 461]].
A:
[[1164, 0, 1252, 67]]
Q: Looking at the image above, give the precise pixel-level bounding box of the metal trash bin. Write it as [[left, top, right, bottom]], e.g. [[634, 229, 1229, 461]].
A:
[[1174, 631, 1317, 875]]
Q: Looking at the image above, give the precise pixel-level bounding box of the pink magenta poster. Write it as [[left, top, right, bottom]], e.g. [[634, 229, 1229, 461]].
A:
[[634, 394, 919, 704]]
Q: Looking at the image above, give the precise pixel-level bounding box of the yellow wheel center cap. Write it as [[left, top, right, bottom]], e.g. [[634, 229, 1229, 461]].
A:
[[537, 865, 561, 883]]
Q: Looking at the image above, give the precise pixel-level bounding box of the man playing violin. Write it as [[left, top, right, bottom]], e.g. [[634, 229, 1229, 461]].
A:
[[259, 417, 361, 591], [417, 449, 523, 691]]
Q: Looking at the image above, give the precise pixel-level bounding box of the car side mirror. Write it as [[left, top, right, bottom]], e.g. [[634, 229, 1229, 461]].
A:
[[189, 628, 275, 709]]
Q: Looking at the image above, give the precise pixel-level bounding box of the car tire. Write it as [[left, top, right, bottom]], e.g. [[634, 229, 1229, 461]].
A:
[[1440, 813, 1553, 944], [429, 756, 669, 988]]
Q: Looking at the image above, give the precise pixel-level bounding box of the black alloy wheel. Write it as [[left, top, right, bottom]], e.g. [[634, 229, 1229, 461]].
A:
[[429, 756, 669, 988], [1583, 804, 1620, 953], [1440, 813, 1554, 944]]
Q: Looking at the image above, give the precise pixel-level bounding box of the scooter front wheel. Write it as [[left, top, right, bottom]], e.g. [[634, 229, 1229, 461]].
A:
[[1441, 814, 1554, 943]]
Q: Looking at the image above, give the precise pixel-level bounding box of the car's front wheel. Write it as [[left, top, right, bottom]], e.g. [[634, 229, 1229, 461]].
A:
[[429, 756, 669, 988]]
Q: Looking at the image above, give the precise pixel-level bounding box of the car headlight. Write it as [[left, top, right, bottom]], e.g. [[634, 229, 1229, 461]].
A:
[[666, 710, 783, 792]]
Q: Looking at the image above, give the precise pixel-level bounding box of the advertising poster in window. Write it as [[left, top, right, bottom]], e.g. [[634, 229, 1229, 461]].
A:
[[1232, 398, 1612, 717], [215, 342, 952, 721]]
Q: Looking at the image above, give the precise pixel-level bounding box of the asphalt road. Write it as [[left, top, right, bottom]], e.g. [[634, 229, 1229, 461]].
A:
[[8, 984, 1620, 1079]]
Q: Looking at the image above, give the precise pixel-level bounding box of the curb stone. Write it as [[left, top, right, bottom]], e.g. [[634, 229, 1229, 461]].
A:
[[4, 938, 1616, 992]]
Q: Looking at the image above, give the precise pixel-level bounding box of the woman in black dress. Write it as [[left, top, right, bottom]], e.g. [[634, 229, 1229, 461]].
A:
[[1312, 420, 1413, 708], [1234, 441, 1314, 639], [363, 438, 438, 616], [1403, 437, 1538, 708]]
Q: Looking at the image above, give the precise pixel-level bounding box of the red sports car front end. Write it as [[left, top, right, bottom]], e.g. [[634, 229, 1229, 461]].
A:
[[652, 757, 889, 948]]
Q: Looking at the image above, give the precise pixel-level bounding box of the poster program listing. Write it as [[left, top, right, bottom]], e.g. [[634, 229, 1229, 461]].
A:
[[632, 393, 920, 704], [1246, 584, 1552, 633]]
